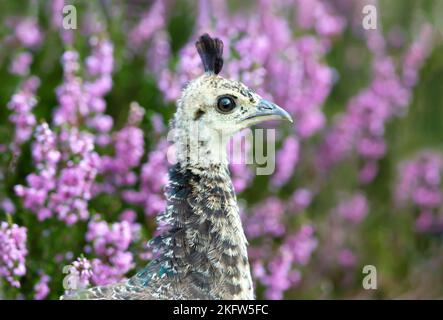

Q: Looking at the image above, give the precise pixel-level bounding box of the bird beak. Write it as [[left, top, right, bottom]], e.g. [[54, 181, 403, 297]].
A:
[[241, 99, 293, 125]]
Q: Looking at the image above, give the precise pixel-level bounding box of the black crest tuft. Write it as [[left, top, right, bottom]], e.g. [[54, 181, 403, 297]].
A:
[[195, 33, 224, 75]]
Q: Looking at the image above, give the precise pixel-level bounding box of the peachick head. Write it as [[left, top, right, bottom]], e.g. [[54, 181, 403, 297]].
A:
[[171, 33, 293, 167]]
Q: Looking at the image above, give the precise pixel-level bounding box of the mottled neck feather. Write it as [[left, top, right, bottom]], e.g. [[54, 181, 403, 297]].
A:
[[131, 159, 254, 299], [170, 109, 230, 168]]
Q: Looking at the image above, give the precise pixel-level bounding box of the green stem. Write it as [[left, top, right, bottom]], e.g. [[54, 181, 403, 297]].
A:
[[6, 213, 13, 226]]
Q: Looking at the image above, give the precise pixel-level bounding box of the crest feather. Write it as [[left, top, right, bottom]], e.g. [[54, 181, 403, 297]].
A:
[[195, 33, 224, 75]]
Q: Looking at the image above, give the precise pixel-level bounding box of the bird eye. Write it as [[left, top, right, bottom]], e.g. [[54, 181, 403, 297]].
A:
[[216, 96, 236, 114]]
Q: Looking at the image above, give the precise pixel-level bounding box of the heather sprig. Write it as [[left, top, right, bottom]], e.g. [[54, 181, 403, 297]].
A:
[[396, 151, 443, 232], [82, 215, 140, 286], [15, 123, 100, 224], [0, 221, 28, 288]]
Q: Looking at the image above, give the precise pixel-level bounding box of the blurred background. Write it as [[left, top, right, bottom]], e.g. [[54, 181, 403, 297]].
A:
[[0, 0, 443, 300]]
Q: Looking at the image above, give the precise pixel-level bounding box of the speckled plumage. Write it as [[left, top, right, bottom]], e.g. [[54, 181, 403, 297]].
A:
[[63, 163, 253, 300], [61, 34, 292, 300]]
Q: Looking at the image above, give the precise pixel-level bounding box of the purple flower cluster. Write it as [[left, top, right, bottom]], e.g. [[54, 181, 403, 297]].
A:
[[317, 193, 369, 270], [14, 34, 116, 225], [53, 50, 85, 126], [402, 25, 433, 88], [245, 197, 287, 239], [5, 17, 43, 48], [99, 102, 145, 193], [15, 123, 100, 224], [396, 151, 443, 232], [0, 198, 16, 215], [0, 222, 28, 288], [54, 36, 114, 144], [294, 0, 346, 37], [253, 224, 317, 299], [287, 188, 313, 214], [123, 140, 169, 217], [9, 52, 33, 76], [65, 256, 93, 292], [33, 273, 51, 300], [128, 0, 168, 50], [84, 215, 140, 285], [317, 25, 433, 183], [7, 76, 40, 151], [271, 136, 300, 188], [336, 193, 369, 224], [127, 0, 173, 90], [15, 123, 58, 220], [84, 36, 114, 145]]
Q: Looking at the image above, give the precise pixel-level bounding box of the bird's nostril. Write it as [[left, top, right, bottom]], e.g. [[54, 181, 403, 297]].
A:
[[257, 100, 275, 111]]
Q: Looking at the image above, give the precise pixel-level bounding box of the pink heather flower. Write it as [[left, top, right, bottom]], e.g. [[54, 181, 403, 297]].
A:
[[85, 216, 139, 285], [415, 211, 434, 233], [151, 113, 165, 134], [98, 102, 145, 193], [285, 224, 318, 265], [14, 18, 43, 48], [7, 76, 40, 149], [0, 222, 28, 288], [50, 128, 99, 224], [146, 31, 171, 75], [254, 224, 317, 300], [295, 0, 346, 37], [127, 101, 145, 126], [72, 257, 93, 287], [396, 151, 443, 232], [9, 52, 33, 76], [119, 209, 142, 241], [387, 26, 406, 49], [86, 218, 133, 255], [1, 198, 16, 215], [53, 50, 84, 126], [86, 37, 114, 76], [50, 0, 65, 28], [54, 36, 114, 136], [317, 25, 433, 183], [33, 274, 51, 300], [65, 256, 93, 292], [15, 124, 100, 224], [271, 136, 299, 187], [245, 197, 286, 239], [336, 193, 369, 224], [128, 0, 168, 49], [359, 161, 379, 184], [402, 24, 433, 88], [123, 139, 169, 217], [396, 151, 443, 208], [288, 188, 313, 213], [338, 249, 357, 267], [14, 123, 59, 216], [261, 250, 297, 300]]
